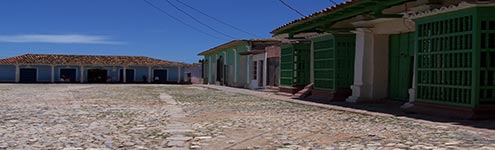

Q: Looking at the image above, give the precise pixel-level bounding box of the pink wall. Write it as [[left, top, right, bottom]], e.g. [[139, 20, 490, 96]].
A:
[[185, 63, 202, 84], [265, 45, 281, 58]]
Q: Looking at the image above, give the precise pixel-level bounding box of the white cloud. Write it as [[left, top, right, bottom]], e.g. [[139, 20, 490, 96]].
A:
[[0, 34, 123, 44]]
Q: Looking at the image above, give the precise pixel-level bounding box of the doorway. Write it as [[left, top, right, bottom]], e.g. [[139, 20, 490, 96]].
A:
[[119, 69, 135, 83], [87, 69, 108, 83], [389, 32, 415, 101], [153, 69, 167, 83], [267, 57, 279, 86], [216, 56, 224, 83], [60, 69, 77, 82], [19, 68, 37, 83], [258, 60, 264, 87]]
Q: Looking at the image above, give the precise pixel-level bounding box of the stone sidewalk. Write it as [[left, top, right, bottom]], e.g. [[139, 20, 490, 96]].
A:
[[197, 84, 495, 134], [160, 93, 194, 149]]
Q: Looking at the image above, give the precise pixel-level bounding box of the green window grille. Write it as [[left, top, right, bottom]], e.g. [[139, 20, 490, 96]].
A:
[[480, 9, 495, 105], [415, 7, 495, 108], [312, 34, 355, 91], [280, 43, 311, 87], [280, 45, 294, 87]]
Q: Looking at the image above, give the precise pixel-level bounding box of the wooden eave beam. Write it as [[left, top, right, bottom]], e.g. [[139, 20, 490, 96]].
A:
[[273, 0, 414, 35]]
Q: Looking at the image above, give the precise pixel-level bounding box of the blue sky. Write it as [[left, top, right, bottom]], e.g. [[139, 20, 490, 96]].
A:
[[0, 0, 343, 63]]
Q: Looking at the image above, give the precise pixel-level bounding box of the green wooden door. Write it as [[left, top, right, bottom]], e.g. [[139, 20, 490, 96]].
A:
[[389, 32, 415, 101], [295, 44, 311, 86], [280, 45, 295, 87]]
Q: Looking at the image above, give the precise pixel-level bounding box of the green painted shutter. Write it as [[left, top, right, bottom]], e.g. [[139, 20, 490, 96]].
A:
[[415, 7, 495, 108], [389, 33, 415, 101], [334, 35, 356, 89], [479, 7, 495, 105], [280, 45, 294, 87], [294, 43, 311, 86], [280, 43, 311, 87], [313, 35, 336, 90], [312, 34, 355, 91]]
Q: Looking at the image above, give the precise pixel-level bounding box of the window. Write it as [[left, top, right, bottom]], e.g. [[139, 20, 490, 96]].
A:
[[252, 61, 258, 80]]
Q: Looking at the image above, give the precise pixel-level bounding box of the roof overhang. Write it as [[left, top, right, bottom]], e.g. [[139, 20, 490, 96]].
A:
[[198, 39, 281, 56], [239, 50, 265, 55], [271, 0, 414, 35], [198, 40, 247, 56]]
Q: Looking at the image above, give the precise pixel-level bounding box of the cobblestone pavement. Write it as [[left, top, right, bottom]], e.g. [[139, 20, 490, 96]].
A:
[[0, 84, 180, 149], [166, 86, 495, 150], [1, 84, 494, 150]]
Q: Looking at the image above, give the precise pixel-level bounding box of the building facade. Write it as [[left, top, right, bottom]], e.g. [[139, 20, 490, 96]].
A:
[[199, 39, 281, 89], [272, 0, 495, 118], [266, 45, 281, 87], [184, 63, 203, 84], [0, 54, 187, 83]]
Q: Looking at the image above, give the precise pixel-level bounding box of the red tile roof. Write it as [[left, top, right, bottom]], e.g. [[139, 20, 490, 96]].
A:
[[272, 0, 361, 34], [0, 54, 188, 67], [272, 0, 416, 34]]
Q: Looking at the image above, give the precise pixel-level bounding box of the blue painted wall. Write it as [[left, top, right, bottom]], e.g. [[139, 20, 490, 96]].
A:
[[18, 65, 52, 82], [151, 66, 182, 82], [0, 65, 15, 82], [37, 65, 52, 82], [129, 66, 150, 82], [180, 66, 185, 82], [0, 64, 185, 83]]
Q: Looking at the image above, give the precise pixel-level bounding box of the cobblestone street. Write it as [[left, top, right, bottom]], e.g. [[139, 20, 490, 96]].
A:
[[0, 84, 494, 150]]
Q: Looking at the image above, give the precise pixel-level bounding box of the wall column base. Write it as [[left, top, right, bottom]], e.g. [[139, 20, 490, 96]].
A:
[[346, 84, 365, 103], [401, 88, 416, 109]]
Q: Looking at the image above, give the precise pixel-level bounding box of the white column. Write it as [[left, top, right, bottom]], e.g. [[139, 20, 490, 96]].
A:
[[263, 52, 268, 89], [80, 66, 84, 83], [208, 56, 212, 84], [310, 40, 315, 83], [51, 65, 55, 83], [123, 66, 127, 83], [246, 55, 250, 85], [346, 29, 368, 102], [346, 28, 390, 102], [15, 64, 19, 83], [148, 66, 152, 83], [403, 55, 418, 108], [233, 49, 237, 83], [177, 66, 181, 83], [278, 54, 281, 86], [223, 51, 227, 84]]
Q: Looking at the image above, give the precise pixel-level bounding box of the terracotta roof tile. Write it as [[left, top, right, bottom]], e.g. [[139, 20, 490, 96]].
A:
[[272, 0, 417, 34], [0, 54, 189, 67], [271, 0, 361, 34]]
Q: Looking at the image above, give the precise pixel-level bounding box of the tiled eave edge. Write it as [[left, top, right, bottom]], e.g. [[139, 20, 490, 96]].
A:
[[271, 0, 413, 35], [404, 2, 495, 20]]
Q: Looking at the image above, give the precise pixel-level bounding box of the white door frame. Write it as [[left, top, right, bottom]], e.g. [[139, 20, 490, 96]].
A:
[[249, 53, 266, 89]]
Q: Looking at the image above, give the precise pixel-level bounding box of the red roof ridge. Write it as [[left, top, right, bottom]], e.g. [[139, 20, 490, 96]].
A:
[[0, 54, 189, 67]]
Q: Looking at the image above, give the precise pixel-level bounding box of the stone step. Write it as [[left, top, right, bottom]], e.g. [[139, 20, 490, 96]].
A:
[[166, 135, 192, 141], [292, 83, 314, 99], [164, 129, 195, 134]]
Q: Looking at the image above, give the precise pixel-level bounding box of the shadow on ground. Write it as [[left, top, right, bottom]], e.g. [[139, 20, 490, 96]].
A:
[[302, 98, 495, 131]]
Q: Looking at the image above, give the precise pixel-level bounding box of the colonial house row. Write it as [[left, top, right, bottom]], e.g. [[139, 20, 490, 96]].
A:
[[271, 0, 495, 118], [0, 54, 187, 83], [198, 39, 281, 89]]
